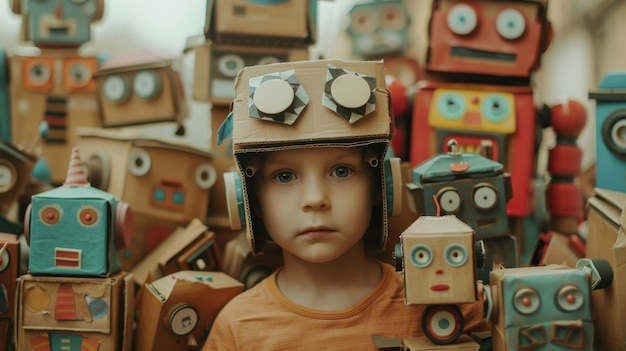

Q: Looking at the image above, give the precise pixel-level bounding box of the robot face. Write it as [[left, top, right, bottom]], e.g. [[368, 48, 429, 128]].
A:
[[20, 56, 98, 94], [123, 146, 215, 220], [413, 172, 511, 240], [97, 67, 180, 127], [347, 0, 410, 57], [427, 0, 547, 78], [497, 267, 592, 350], [29, 195, 111, 276], [401, 216, 476, 305], [25, 0, 103, 47]]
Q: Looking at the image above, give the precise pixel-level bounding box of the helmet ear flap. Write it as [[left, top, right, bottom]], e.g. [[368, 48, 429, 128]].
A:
[[384, 157, 403, 217], [223, 171, 245, 231]]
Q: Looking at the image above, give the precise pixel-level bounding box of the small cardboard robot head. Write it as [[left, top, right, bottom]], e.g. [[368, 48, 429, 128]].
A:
[[228, 59, 396, 254]]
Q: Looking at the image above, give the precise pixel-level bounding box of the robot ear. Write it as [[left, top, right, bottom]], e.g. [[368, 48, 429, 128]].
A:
[[24, 204, 32, 245], [384, 157, 403, 217], [114, 202, 133, 250], [93, 0, 105, 21], [223, 172, 245, 231], [9, 0, 21, 14]]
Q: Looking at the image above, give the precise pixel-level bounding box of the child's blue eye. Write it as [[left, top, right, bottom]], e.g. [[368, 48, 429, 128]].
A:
[[332, 166, 353, 178], [274, 171, 294, 183]]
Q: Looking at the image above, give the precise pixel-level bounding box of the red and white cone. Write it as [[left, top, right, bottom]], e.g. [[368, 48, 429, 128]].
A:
[[64, 147, 90, 186]]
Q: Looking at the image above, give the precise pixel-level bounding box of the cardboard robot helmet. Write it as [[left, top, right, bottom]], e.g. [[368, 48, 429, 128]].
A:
[[223, 60, 403, 254]]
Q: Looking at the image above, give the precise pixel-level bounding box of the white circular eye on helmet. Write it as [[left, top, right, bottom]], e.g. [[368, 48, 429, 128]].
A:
[[194, 163, 217, 189], [218, 54, 245, 78], [127, 148, 151, 177], [102, 75, 131, 103], [330, 74, 371, 109], [253, 79, 295, 114], [496, 9, 526, 39], [447, 4, 478, 35], [133, 70, 162, 100]]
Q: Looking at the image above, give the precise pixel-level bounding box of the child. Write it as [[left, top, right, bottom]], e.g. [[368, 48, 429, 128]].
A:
[[203, 60, 486, 350]]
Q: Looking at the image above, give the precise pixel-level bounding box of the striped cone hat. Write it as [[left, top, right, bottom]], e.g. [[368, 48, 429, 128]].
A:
[[64, 147, 90, 186]]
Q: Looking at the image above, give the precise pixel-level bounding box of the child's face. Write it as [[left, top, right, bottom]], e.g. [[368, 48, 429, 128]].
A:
[[253, 146, 376, 263]]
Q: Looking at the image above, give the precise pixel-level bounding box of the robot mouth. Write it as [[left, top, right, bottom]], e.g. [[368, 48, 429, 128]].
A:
[[451, 47, 516, 62], [50, 27, 70, 36], [477, 219, 497, 228]]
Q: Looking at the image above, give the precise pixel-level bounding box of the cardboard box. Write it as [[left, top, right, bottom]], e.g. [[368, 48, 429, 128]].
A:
[[131, 218, 221, 286], [134, 271, 243, 351], [94, 54, 188, 128], [400, 216, 477, 305], [0, 233, 19, 351], [15, 271, 134, 351], [586, 188, 626, 351], [538, 231, 581, 267], [0, 141, 36, 215], [205, 0, 315, 46], [403, 335, 479, 350], [222, 230, 282, 289], [191, 44, 309, 106], [9, 53, 101, 185]]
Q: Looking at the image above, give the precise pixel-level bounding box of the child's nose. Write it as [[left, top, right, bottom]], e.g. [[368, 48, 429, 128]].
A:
[[300, 178, 330, 211]]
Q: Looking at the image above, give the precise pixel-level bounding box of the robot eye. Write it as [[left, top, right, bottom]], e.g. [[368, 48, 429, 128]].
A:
[[102, 75, 131, 103], [257, 56, 282, 66], [496, 9, 526, 40], [437, 187, 461, 214], [67, 61, 93, 88], [555, 284, 584, 312], [0, 161, 16, 193], [194, 163, 217, 189], [133, 70, 163, 100], [410, 245, 432, 268], [437, 93, 466, 120], [167, 304, 199, 336], [605, 114, 626, 155], [349, 7, 378, 35], [218, 54, 245, 78], [39, 205, 63, 226], [473, 184, 498, 210], [447, 4, 478, 35], [482, 94, 510, 122], [78, 206, 100, 227], [0, 245, 10, 272], [379, 4, 408, 31], [444, 244, 468, 267], [253, 78, 295, 115], [28, 62, 52, 87], [127, 148, 151, 177], [513, 287, 540, 315]]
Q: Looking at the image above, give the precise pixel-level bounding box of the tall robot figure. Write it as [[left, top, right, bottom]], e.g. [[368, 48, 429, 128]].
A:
[[8, 0, 105, 185], [407, 140, 513, 282], [188, 0, 321, 285], [345, 0, 423, 159], [401, 0, 587, 264]]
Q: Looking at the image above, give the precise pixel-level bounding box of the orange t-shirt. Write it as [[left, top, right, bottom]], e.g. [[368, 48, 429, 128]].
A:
[[202, 261, 488, 350]]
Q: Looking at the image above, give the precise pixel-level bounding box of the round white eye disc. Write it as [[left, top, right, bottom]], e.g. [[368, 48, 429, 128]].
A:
[[331, 74, 371, 108], [253, 79, 294, 114]]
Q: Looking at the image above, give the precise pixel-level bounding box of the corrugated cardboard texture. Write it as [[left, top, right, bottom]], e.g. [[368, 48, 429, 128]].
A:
[[134, 271, 243, 351], [232, 60, 391, 148], [208, 0, 313, 45], [403, 335, 479, 350], [586, 188, 626, 351], [192, 44, 309, 105], [16, 271, 131, 351], [401, 216, 477, 305]]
